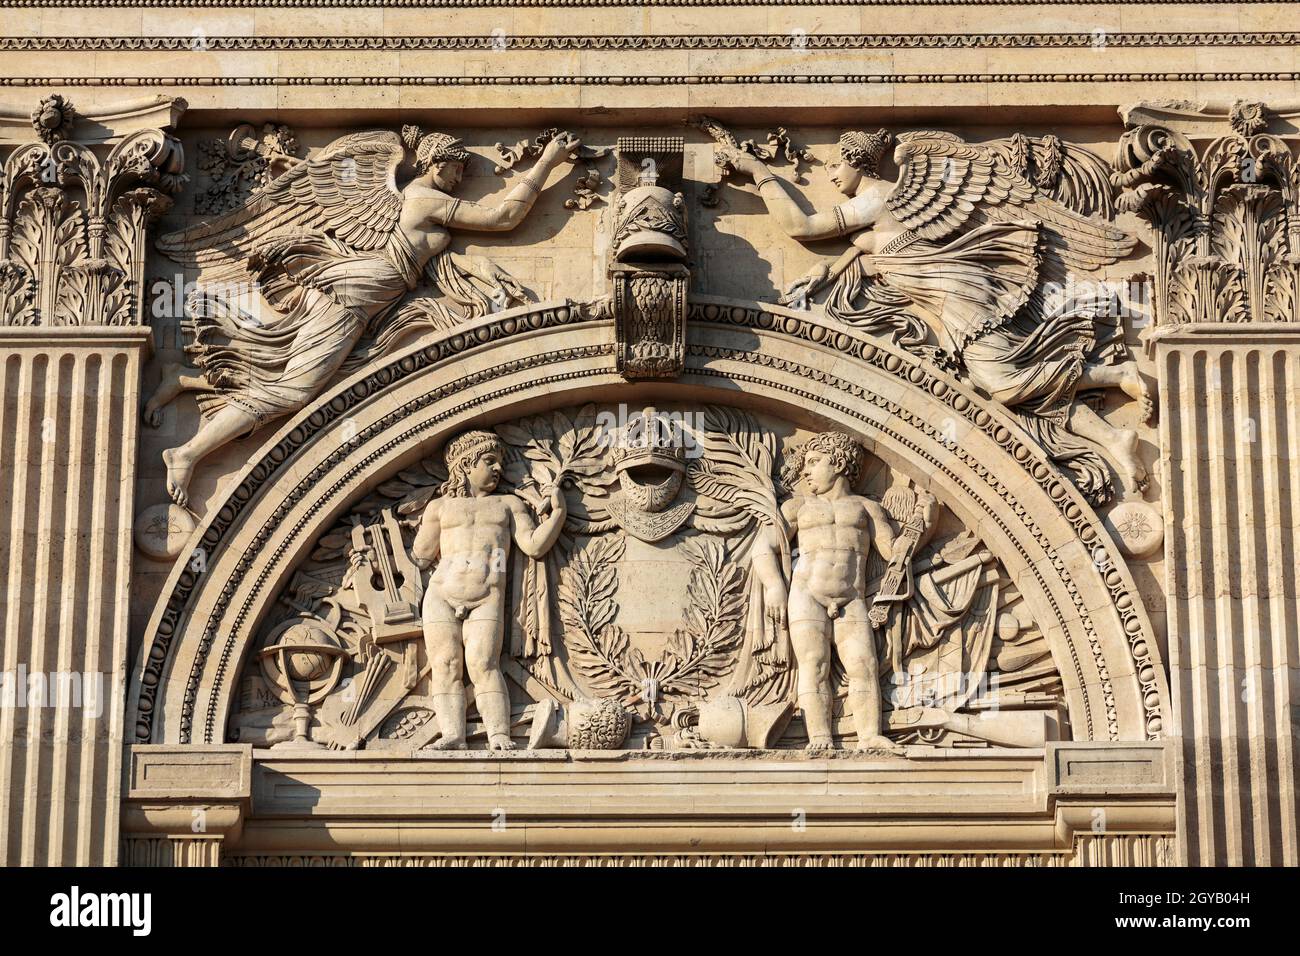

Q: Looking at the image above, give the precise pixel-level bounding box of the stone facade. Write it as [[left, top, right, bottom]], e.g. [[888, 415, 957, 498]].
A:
[[0, 1, 1296, 867]]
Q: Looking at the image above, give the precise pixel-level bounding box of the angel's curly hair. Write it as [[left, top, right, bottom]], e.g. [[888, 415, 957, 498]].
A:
[[802, 431, 867, 485], [402, 125, 471, 173], [838, 129, 892, 178], [439, 430, 506, 498]]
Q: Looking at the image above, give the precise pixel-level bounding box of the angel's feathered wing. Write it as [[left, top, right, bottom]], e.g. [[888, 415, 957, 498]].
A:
[[886, 130, 1135, 278], [157, 130, 406, 282]]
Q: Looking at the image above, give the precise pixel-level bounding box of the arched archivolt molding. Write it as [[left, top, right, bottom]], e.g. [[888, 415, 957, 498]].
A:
[[128, 296, 1168, 747]]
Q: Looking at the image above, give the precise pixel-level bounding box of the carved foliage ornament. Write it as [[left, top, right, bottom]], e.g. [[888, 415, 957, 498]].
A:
[[195, 122, 300, 215], [1114, 100, 1300, 326], [0, 100, 185, 326]]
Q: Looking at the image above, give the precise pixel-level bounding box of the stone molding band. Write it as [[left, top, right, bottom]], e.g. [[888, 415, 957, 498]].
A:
[[5, 34, 1297, 52], [6, 72, 1298, 88], [0, 0, 1280, 7]]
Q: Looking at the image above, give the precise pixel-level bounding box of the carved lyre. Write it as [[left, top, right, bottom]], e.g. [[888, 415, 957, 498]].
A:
[[867, 503, 927, 627], [351, 508, 424, 643]]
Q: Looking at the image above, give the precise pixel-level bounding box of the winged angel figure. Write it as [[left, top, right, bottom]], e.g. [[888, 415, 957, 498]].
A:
[[715, 126, 1151, 504], [148, 126, 582, 506]]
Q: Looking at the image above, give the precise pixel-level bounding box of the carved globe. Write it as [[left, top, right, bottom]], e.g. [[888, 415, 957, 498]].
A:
[[280, 623, 336, 683]]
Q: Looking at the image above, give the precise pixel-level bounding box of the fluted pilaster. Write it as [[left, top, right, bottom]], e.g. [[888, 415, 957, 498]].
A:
[[1156, 325, 1300, 866], [0, 327, 149, 865]]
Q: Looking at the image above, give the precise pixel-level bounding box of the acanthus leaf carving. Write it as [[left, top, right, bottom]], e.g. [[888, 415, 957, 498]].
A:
[[1115, 101, 1300, 326], [0, 116, 184, 330]]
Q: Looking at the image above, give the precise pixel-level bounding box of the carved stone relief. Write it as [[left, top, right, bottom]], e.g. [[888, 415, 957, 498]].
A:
[[143, 125, 586, 513], [703, 118, 1154, 517], [1115, 100, 1300, 327], [134, 117, 1171, 573], [606, 136, 690, 379], [0, 96, 185, 327], [229, 403, 1063, 754], [194, 122, 301, 216]]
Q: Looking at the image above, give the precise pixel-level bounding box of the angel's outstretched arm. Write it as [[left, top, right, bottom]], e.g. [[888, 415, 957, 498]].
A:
[[446, 133, 581, 233], [722, 149, 842, 241]]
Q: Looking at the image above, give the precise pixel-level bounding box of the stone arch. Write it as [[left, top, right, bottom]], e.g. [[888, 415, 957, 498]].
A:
[[128, 297, 1168, 747]]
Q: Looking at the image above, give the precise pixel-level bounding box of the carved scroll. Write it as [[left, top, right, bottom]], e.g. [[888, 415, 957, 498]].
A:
[[0, 97, 185, 326], [1115, 100, 1300, 326]]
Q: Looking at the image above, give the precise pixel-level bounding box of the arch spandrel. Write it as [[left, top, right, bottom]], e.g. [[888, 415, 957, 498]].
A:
[[128, 298, 1167, 750]]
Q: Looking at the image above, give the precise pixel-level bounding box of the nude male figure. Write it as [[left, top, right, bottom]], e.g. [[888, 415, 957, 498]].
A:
[[755, 432, 934, 752], [411, 430, 566, 750]]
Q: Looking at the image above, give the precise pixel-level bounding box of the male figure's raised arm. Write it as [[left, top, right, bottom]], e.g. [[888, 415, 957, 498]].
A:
[[862, 497, 898, 562], [411, 498, 442, 569], [510, 486, 567, 559]]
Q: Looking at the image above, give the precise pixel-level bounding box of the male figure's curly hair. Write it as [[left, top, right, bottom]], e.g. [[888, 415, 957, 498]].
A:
[[439, 430, 506, 498], [802, 431, 867, 486]]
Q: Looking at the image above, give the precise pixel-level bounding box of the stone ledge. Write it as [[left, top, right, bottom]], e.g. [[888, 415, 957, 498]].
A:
[[204, 742, 1175, 855], [1049, 741, 1171, 792], [128, 743, 252, 801]]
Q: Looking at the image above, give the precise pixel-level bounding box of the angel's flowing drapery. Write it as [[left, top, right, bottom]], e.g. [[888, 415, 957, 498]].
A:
[[157, 129, 464, 429], [185, 232, 422, 426], [828, 219, 1123, 502]]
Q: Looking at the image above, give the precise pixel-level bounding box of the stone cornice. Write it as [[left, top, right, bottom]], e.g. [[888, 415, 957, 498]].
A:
[[4, 33, 1297, 51], [0, 0, 1286, 6]]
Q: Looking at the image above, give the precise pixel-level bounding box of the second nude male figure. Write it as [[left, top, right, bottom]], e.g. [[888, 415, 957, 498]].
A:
[[755, 432, 934, 752], [411, 431, 566, 750]]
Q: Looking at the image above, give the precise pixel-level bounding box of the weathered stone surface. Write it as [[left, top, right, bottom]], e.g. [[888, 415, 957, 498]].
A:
[[1, 1, 1296, 868]]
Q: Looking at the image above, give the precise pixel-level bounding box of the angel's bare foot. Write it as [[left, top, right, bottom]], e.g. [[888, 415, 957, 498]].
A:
[[488, 733, 517, 751], [1119, 363, 1153, 424], [1081, 360, 1153, 424], [1113, 428, 1149, 495], [428, 734, 467, 750], [805, 736, 836, 752], [143, 362, 188, 427], [161, 447, 194, 508], [857, 734, 904, 754]]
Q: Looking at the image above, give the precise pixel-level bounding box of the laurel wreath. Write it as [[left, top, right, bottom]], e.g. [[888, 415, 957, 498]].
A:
[[558, 533, 746, 709]]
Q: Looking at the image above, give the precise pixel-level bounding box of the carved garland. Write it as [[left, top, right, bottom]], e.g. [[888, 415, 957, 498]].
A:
[[134, 304, 1161, 745]]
